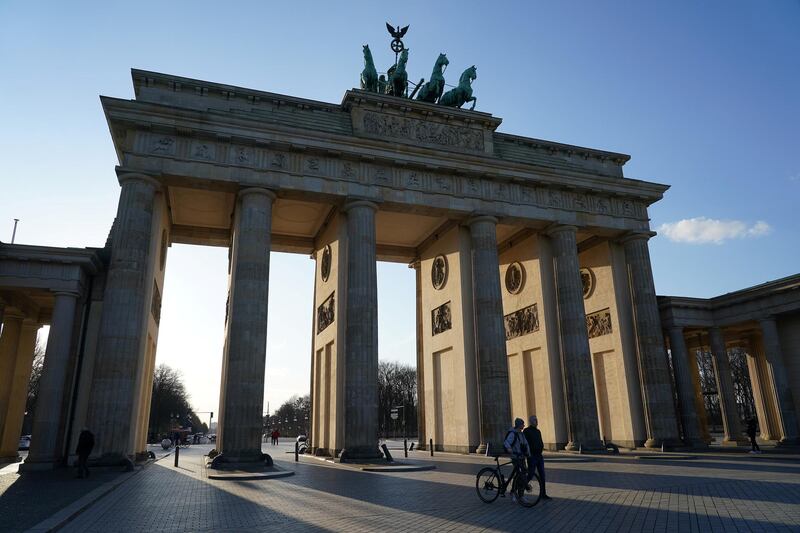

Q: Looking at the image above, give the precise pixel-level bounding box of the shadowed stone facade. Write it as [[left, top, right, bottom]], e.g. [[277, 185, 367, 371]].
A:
[[1, 70, 798, 468]]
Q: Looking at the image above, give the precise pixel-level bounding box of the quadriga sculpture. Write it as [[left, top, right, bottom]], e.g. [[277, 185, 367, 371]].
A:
[[386, 48, 409, 97], [439, 65, 477, 110], [416, 53, 449, 103], [360, 45, 379, 93]]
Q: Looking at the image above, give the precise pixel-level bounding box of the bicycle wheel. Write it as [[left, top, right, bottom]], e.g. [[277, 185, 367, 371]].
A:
[[476, 467, 502, 503], [514, 472, 541, 507]]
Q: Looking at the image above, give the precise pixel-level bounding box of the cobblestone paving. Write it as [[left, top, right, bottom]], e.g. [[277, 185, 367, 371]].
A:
[[0, 460, 120, 533], [48, 442, 800, 532]]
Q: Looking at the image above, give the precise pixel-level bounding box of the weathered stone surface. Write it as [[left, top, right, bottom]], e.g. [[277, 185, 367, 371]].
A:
[[217, 188, 275, 462], [547, 225, 602, 451]]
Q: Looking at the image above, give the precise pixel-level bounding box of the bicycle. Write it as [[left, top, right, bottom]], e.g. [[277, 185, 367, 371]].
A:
[[476, 454, 541, 507]]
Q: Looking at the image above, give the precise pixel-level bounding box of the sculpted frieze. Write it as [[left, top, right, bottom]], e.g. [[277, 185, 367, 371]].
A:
[[586, 308, 612, 339], [132, 132, 648, 221], [361, 111, 484, 152]]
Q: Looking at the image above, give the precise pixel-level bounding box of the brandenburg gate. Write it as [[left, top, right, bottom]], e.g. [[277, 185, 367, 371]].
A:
[[1, 65, 797, 468]]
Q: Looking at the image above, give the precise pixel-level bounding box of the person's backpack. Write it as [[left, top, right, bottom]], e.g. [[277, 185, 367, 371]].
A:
[[505, 430, 529, 455]]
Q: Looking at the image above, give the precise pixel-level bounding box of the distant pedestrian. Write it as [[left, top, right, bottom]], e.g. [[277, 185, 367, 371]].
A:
[[746, 418, 761, 453], [274, 429, 281, 445], [76, 427, 95, 479], [523, 415, 551, 500]]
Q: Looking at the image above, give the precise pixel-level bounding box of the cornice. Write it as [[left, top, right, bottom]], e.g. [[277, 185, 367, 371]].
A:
[[101, 96, 668, 203]]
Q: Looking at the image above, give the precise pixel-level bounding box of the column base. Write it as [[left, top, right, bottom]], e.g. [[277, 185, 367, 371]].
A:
[[19, 459, 63, 472], [210, 452, 273, 468], [681, 438, 709, 449], [84, 452, 136, 471], [475, 443, 487, 455], [775, 437, 800, 446], [721, 437, 750, 447], [565, 439, 604, 452], [0, 453, 21, 465], [644, 437, 683, 450], [338, 446, 382, 463]]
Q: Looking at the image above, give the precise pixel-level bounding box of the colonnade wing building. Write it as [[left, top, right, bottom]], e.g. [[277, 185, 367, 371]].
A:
[[1, 69, 798, 466]]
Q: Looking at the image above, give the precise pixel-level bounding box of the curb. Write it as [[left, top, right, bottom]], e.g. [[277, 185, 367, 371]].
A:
[[23, 454, 167, 533]]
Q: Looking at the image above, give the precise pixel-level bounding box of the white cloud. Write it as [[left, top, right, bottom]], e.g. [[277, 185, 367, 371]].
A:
[[658, 217, 772, 245]]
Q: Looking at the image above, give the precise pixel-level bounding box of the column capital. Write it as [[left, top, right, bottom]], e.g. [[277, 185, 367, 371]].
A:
[[238, 187, 277, 201], [342, 199, 379, 213], [2, 309, 26, 321], [619, 230, 657, 244], [20, 318, 41, 330], [465, 214, 498, 227], [544, 224, 578, 237], [51, 290, 80, 299], [758, 315, 778, 326], [116, 171, 162, 191], [668, 325, 685, 334]]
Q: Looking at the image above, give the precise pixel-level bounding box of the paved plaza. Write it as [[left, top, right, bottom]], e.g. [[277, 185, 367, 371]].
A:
[[2, 441, 796, 532]]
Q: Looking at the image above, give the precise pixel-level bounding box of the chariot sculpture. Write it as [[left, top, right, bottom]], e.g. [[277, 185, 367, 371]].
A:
[[358, 23, 479, 110]]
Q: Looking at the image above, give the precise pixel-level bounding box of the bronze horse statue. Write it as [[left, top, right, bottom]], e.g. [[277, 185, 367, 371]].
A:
[[416, 53, 449, 103], [360, 45, 378, 93], [386, 49, 409, 97], [439, 65, 477, 110]]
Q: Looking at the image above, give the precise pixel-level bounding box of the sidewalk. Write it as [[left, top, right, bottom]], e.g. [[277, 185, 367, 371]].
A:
[[47, 440, 800, 532]]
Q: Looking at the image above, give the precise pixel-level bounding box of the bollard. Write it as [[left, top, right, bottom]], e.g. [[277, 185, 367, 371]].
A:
[[430, 438, 434, 457], [404, 438, 408, 458], [174, 444, 179, 467], [381, 443, 394, 462], [295, 441, 299, 462]]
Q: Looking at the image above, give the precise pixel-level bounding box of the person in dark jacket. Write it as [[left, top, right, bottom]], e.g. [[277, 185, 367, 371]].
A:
[[746, 418, 761, 453], [523, 415, 551, 500], [76, 427, 95, 479]]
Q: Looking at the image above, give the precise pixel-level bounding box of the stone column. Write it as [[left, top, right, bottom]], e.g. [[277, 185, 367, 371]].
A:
[[708, 327, 746, 444], [758, 317, 799, 443], [339, 200, 381, 461], [622, 233, 680, 448], [86, 173, 159, 463], [216, 188, 275, 463], [25, 292, 80, 466], [413, 261, 427, 450], [667, 327, 705, 447], [468, 216, 511, 454], [0, 318, 38, 463], [0, 312, 24, 440], [546, 225, 602, 451]]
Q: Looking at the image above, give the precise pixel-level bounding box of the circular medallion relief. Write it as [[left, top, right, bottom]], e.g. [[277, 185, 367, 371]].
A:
[[320, 245, 332, 282], [580, 267, 595, 299], [431, 255, 448, 290], [505, 262, 525, 294]]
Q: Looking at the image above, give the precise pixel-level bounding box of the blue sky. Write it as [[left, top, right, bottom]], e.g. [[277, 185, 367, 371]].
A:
[[2, 1, 798, 414]]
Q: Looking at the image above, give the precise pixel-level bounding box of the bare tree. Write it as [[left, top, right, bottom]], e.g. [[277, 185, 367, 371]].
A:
[[267, 394, 311, 437], [378, 360, 417, 438], [22, 337, 46, 434], [148, 364, 206, 441]]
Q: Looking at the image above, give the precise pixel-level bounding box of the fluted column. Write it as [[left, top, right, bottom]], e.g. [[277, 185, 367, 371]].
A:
[[667, 327, 705, 447], [547, 225, 602, 451], [26, 292, 79, 466], [759, 317, 799, 443], [217, 188, 275, 462], [413, 261, 427, 450], [86, 173, 159, 463], [340, 200, 381, 461], [0, 312, 24, 440], [0, 319, 39, 462], [468, 216, 511, 454], [709, 327, 746, 444], [622, 233, 680, 447]]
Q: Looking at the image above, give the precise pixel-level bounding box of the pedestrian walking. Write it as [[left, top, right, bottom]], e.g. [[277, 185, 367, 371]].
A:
[[746, 418, 761, 453], [523, 415, 551, 500], [76, 427, 95, 479]]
